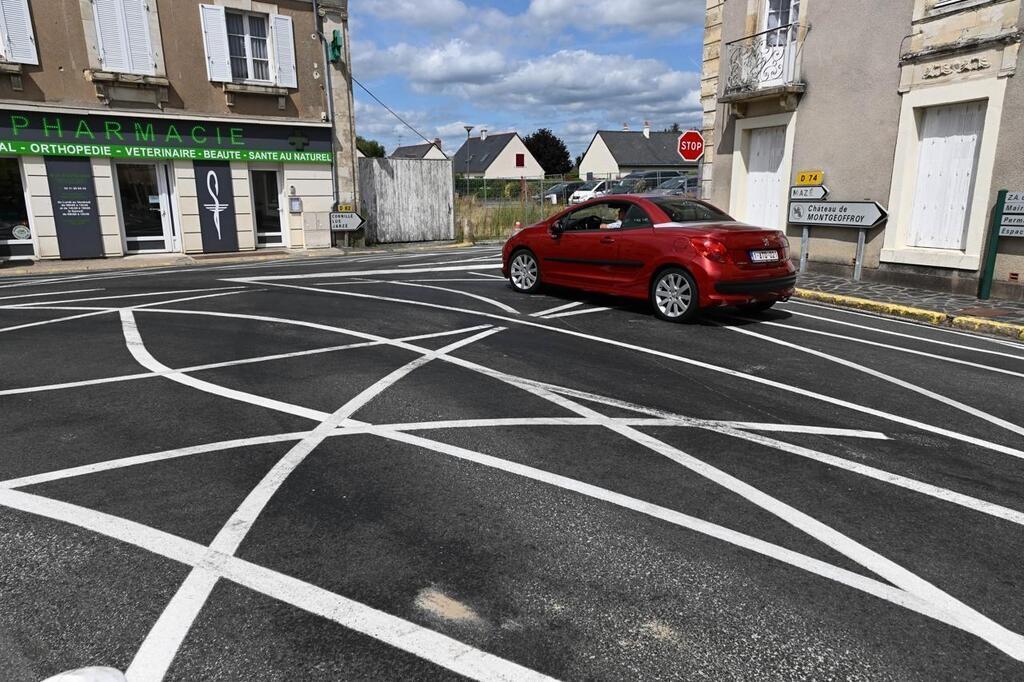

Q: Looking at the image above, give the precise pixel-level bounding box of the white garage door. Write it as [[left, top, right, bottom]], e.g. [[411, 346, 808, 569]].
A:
[[908, 100, 986, 250], [745, 125, 787, 229]]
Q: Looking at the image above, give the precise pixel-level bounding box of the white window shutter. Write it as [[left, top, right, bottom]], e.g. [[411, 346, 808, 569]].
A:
[[121, 0, 155, 75], [271, 14, 297, 88], [199, 4, 232, 82], [93, 0, 130, 72], [0, 0, 38, 65]]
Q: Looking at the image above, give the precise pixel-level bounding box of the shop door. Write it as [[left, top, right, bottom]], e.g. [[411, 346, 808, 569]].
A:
[[744, 125, 786, 229], [907, 100, 986, 250], [117, 163, 178, 253], [251, 169, 284, 247]]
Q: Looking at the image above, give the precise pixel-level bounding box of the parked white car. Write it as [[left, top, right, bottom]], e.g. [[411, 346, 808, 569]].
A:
[[568, 180, 613, 204]]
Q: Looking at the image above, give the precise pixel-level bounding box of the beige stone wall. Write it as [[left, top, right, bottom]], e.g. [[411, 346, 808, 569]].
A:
[[700, 1, 724, 199]]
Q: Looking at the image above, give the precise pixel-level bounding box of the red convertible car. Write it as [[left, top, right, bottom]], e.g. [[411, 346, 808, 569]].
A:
[[501, 195, 796, 322]]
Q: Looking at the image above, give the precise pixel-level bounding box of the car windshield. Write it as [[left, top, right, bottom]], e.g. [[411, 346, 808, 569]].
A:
[[609, 181, 633, 193], [545, 184, 565, 193], [652, 198, 733, 222], [658, 178, 686, 189], [576, 181, 599, 190]]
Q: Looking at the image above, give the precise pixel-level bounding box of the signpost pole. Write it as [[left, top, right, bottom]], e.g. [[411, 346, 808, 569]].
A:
[[799, 227, 809, 274], [854, 227, 866, 282], [978, 189, 1008, 300]]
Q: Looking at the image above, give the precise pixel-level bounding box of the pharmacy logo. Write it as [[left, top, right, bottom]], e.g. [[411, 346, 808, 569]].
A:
[[202, 170, 230, 239]]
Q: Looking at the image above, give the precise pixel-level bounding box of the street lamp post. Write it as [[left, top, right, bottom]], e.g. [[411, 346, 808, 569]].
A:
[[463, 125, 474, 200]]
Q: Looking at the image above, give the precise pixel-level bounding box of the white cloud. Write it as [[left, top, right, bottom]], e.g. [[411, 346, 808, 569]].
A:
[[361, 0, 469, 27], [527, 0, 703, 33], [355, 39, 505, 85]]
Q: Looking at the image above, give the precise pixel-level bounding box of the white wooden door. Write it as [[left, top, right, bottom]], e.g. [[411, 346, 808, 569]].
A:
[[745, 125, 787, 229], [907, 101, 986, 250]]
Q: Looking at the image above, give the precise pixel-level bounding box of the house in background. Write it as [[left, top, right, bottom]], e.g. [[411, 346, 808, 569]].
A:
[[579, 123, 697, 180], [451, 131, 544, 179], [391, 140, 447, 160]]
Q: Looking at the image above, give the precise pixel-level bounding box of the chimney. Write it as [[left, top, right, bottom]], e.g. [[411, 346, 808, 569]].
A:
[[481, 128, 488, 140], [433, 137, 442, 149], [643, 121, 651, 139], [622, 122, 629, 131]]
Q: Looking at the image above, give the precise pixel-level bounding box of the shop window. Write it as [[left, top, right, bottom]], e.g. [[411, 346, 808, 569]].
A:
[[0, 158, 33, 259], [91, 0, 156, 75], [199, 4, 297, 88]]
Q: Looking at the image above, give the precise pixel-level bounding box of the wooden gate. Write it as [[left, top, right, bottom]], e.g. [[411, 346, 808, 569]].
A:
[[357, 158, 454, 243]]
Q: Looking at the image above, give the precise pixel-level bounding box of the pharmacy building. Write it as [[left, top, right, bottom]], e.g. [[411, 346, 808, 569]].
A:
[[0, 0, 355, 262]]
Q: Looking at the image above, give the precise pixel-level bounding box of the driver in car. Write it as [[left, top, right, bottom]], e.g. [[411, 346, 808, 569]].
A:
[[600, 206, 627, 230]]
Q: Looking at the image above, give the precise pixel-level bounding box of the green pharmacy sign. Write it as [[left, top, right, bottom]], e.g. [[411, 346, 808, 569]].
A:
[[0, 110, 332, 164]]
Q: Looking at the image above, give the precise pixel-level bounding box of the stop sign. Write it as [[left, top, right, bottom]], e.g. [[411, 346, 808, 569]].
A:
[[678, 130, 705, 162]]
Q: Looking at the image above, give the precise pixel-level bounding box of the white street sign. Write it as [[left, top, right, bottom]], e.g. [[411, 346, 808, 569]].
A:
[[788, 201, 887, 228], [1002, 201, 1024, 215], [330, 211, 365, 232], [1005, 192, 1024, 204], [790, 185, 829, 201], [1000, 213, 1024, 237]]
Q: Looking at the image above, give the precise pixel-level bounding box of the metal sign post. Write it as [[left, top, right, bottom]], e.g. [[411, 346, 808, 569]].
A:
[[978, 190, 1024, 299]]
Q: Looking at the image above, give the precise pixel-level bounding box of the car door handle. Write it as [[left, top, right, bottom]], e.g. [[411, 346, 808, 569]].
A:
[[600, 236, 616, 244]]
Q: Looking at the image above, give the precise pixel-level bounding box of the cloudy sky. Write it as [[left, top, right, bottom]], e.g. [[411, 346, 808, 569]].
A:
[[351, 0, 705, 158]]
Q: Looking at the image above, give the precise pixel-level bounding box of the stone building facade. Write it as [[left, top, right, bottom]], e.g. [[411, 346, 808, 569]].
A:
[[703, 0, 1024, 300], [0, 0, 355, 262]]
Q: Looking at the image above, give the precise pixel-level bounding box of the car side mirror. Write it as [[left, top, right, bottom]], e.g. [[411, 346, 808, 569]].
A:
[[550, 220, 564, 237]]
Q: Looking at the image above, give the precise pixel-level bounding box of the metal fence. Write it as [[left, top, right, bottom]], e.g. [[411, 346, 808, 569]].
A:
[[453, 172, 699, 243]]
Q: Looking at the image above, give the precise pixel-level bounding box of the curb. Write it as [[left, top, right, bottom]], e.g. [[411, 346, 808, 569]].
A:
[[794, 288, 1024, 341]]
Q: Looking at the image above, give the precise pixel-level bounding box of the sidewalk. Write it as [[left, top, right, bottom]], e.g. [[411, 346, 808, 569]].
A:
[[0, 241, 469, 278], [795, 273, 1024, 341]]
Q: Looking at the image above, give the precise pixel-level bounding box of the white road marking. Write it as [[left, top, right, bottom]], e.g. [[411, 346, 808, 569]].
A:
[[543, 306, 611, 320], [0, 488, 555, 682], [779, 304, 1024, 360], [230, 264, 502, 282], [406, 278, 505, 283], [398, 256, 502, 268], [0, 309, 111, 334], [718, 321, 1024, 438], [0, 288, 103, 302], [470, 271, 506, 280], [315, 279, 518, 314], [0, 326, 494, 398], [244, 280, 1024, 461], [7, 286, 246, 309], [778, 303, 1024, 356], [731, 315, 1024, 379], [126, 326, 507, 681], [531, 301, 583, 317]]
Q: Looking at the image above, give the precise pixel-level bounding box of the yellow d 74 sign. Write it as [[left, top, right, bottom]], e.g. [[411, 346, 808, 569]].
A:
[[796, 170, 824, 186]]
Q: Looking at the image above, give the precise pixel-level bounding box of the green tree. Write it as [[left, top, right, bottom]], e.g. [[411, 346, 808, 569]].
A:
[[356, 136, 385, 158], [574, 153, 584, 170], [664, 122, 682, 133], [523, 128, 572, 175]]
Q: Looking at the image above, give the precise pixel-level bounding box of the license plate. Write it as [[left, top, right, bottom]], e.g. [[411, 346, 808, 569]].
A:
[[749, 249, 779, 263]]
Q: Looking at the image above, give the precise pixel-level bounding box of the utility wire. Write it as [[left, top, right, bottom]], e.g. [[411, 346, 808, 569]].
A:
[[352, 76, 434, 146]]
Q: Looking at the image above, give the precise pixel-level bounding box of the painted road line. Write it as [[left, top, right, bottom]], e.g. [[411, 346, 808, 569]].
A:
[[0, 489, 556, 682], [127, 326, 507, 682], [717, 321, 1024, 438], [543, 306, 611, 320], [230, 263, 502, 282], [8, 286, 247, 309], [730, 315, 1024, 379], [0, 288, 103, 302], [438, 360, 1024, 662], [0, 309, 112, 334], [531, 301, 583, 318], [406, 278, 505, 283], [783, 300, 1024, 355], [314, 279, 518, 314], [470, 271, 506, 280], [398, 257, 502, 268], [375, 428, 1024, 661], [0, 325, 493, 398], [245, 280, 1024, 461], [780, 303, 1024, 360]]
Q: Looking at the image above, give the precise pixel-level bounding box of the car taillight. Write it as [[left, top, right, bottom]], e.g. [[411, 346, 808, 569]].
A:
[[690, 237, 729, 263]]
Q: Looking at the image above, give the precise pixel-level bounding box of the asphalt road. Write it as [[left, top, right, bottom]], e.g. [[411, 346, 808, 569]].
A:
[[1, 246, 1023, 681]]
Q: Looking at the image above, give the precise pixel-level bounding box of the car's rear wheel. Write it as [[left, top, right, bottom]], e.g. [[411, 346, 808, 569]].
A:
[[651, 268, 698, 322], [509, 250, 542, 294], [738, 300, 777, 313]]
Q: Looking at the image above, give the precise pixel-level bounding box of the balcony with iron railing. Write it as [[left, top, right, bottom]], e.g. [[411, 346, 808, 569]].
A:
[[721, 22, 807, 106]]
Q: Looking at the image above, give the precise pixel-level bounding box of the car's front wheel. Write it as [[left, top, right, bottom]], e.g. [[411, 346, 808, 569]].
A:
[[509, 250, 542, 294], [651, 267, 698, 322]]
